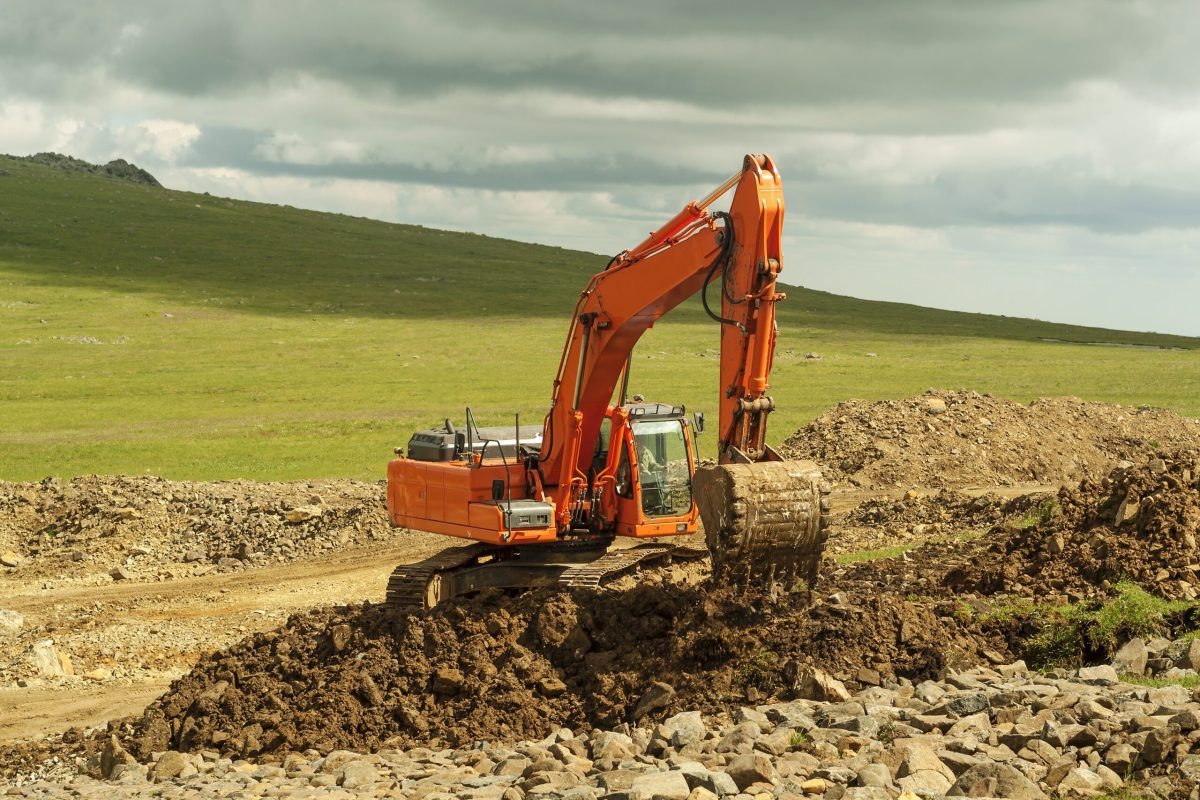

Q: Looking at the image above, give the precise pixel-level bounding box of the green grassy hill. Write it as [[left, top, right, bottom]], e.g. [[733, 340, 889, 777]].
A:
[[2, 154, 1198, 481]]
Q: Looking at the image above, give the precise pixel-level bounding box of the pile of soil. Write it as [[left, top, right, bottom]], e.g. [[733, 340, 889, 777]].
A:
[[779, 391, 1200, 489], [0, 476, 393, 581], [106, 453, 1199, 762], [836, 452, 1200, 603], [118, 582, 1002, 761], [949, 450, 1200, 601]]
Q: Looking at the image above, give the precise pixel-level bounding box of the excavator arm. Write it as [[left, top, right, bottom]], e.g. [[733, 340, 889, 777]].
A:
[[536, 154, 829, 588], [539, 155, 784, 489]]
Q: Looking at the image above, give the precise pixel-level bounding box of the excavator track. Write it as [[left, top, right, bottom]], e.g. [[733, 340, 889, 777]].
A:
[[385, 542, 497, 612], [386, 541, 706, 612]]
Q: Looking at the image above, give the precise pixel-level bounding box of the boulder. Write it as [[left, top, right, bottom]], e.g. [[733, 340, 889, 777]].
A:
[[1112, 638, 1148, 676], [633, 682, 676, 720], [798, 667, 850, 702], [726, 752, 776, 790], [338, 760, 380, 789], [630, 770, 691, 800], [663, 711, 707, 748], [101, 735, 136, 779], [29, 639, 72, 677], [947, 762, 1047, 800], [1075, 665, 1119, 686], [896, 744, 955, 795], [1057, 767, 1104, 793], [0, 609, 23, 636], [150, 751, 191, 782]]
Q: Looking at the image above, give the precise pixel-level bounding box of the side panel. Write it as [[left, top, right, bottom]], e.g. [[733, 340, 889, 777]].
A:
[[387, 457, 557, 545]]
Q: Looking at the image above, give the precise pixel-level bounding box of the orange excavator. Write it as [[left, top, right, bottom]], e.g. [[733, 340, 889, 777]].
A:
[[385, 154, 829, 609]]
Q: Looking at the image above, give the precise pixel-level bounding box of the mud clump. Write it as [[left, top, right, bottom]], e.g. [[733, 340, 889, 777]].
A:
[[122, 583, 1001, 761], [780, 391, 1200, 489]]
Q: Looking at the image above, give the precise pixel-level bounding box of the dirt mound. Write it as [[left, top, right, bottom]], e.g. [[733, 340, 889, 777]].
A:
[[118, 581, 1002, 760], [828, 488, 1048, 559], [831, 452, 1200, 604], [0, 475, 394, 582], [779, 391, 1200, 490], [947, 450, 1200, 600]]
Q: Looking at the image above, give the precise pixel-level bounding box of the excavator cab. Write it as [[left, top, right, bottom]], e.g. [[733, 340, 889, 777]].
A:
[[604, 402, 700, 538]]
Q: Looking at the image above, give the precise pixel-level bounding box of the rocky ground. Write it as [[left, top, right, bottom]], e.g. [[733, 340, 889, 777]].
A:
[[2, 392, 1199, 797], [780, 391, 1200, 490], [7, 661, 1200, 799]]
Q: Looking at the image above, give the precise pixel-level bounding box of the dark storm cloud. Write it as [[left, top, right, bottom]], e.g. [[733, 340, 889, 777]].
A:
[[3, 1, 1192, 115]]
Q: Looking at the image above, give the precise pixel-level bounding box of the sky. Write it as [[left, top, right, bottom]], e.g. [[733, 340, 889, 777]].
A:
[[2, 0, 1199, 335]]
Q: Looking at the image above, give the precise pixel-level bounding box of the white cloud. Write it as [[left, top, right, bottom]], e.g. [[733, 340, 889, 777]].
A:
[[118, 118, 200, 162]]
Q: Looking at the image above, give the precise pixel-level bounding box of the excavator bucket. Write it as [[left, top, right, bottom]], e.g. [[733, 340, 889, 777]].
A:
[[693, 460, 830, 591]]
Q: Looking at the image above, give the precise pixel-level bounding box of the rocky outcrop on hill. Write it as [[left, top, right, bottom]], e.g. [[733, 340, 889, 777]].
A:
[[14, 152, 160, 187]]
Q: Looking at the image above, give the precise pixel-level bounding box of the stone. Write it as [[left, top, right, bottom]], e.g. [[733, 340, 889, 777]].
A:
[[726, 753, 777, 790], [948, 711, 991, 737], [630, 771, 691, 799], [854, 764, 893, 788], [433, 666, 465, 694], [634, 681, 676, 719], [101, 734, 136, 779], [286, 505, 322, 523], [1044, 759, 1076, 788], [0, 609, 23, 636], [1179, 754, 1200, 783], [946, 762, 1047, 800], [538, 676, 568, 697], [329, 623, 352, 653], [84, 666, 113, 681], [183, 548, 205, 562], [110, 565, 134, 581], [1094, 765, 1123, 791], [29, 639, 72, 677], [896, 744, 955, 795], [1075, 665, 1119, 686], [1139, 725, 1179, 765], [338, 760, 380, 788], [1115, 494, 1140, 526], [686, 788, 719, 800], [1057, 767, 1104, 793], [925, 398, 947, 415], [841, 789, 890, 800], [800, 777, 828, 794], [798, 667, 851, 703], [1, 550, 24, 567], [1103, 743, 1137, 774], [943, 692, 989, 717], [1179, 639, 1200, 672], [686, 769, 739, 796], [1112, 638, 1148, 676], [937, 750, 983, 777], [1169, 709, 1200, 731], [663, 711, 707, 748], [150, 751, 191, 781]]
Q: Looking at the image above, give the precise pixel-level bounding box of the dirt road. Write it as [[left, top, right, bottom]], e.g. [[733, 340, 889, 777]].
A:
[[0, 533, 446, 741]]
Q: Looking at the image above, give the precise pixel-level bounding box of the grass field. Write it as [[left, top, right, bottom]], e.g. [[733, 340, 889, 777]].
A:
[[2, 155, 1199, 481]]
